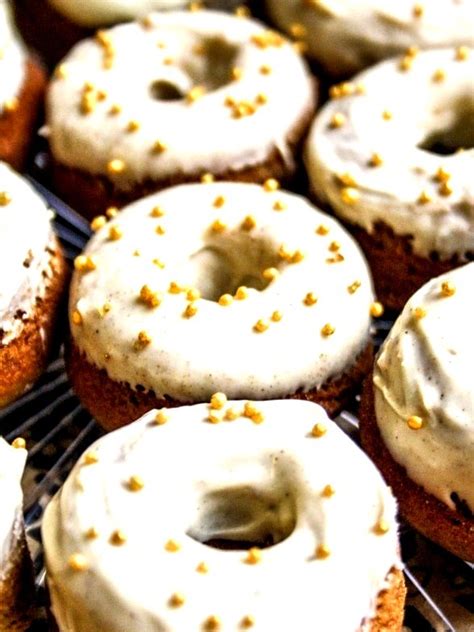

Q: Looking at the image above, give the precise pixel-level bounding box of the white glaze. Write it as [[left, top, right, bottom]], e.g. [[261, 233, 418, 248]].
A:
[[46, 11, 315, 191], [374, 263, 474, 512], [49, 0, 189, 28], [69, 182, 374, 402], [0, 437, 26, 577], [43, 399, 402, 631], [0, 0, 25, 115], [305, 48, 474, 260], [0, 162, 56, 346], [265, 0, 474, 77]]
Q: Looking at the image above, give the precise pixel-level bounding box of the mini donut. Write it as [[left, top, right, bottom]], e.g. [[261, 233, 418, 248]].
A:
[[67, 182, 375, 430], [42, 399, 406, 631], [305, 47, 474, 310], [360, 263, 474, 562], [46, 10, 317, 218], [0, 162, 68, 407], [264, 0, 474, 78], [0, 437, 34, 632], [0, 0, 47, 169]]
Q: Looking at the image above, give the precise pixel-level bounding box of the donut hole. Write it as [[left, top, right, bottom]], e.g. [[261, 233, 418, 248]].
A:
[[187, 485, 297, 550], [182, 36, 240, 92], [149, 80, 185, 101], [418, 98, 474, 155]]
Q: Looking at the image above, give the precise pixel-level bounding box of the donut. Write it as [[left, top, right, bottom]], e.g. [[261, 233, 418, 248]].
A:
[[264, 0, 474, 78], [0, 0, 47, 169], [360, 263, 474, 561], [67, 182, 376, 430], [42, 399, 406, 631], [0, 162, 68, 407], [46, 10, 317, 218], [305, 47, 474, 310], [0, 437, 35, 631]]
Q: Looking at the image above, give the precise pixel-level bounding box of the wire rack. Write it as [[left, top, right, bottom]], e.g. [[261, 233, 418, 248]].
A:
[[1, 179, 472, 631]]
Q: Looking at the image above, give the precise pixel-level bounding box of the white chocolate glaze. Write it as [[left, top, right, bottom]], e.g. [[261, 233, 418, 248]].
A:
[[0, 162, 56, 346], [265, 0, 474, 77], [0, 0, 25, 115], [0, 437, 27, 576], [374, 263, 474, 513], [43, 399, 402, 631], [46, 11, 316, 191], [49, 0, 189, 28], [69, 182, 374, 401], [305, 48, 474, 260]]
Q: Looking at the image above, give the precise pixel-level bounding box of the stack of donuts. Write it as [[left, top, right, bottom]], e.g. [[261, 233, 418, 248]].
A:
[[1, 0, 473, 629]]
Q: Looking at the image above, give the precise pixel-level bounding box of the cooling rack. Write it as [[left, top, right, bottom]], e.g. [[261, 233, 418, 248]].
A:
[[1, 178, 472, 631]]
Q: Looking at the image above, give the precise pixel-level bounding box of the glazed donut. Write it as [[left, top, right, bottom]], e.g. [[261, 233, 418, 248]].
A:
[[265, 0, 474, 77], [305, 47, 474, 309], [42, 399, 406, 631], [0, 162, 67, 407], [0, 437, 34, 631], [46, 10, 316, 217], [67, 182, 375, 429], [360, 263, 474, 561], [0, 1, 47, 169]]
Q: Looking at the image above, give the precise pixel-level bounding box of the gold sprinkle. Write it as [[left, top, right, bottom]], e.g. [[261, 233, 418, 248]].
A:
[[213, 195, 225, 208], [107, 159, 126, 175], [321, 323, 335, 336], [128, 475, 144, 492], [196, 561, 209, 573], [315, 544, 331, 559], [369, 152, 383, 167], [340, 187, 360, 205], [289, 22, 307, 38], [108, 225, 123, 241], [68, 553, 88, 571], [109, 103, 121, 115], [263, 178, 279, 192], [432, 68, 446, 83], [231, 66, 243, 81], [152, 258, 165, 269], [348, 280, 361, 294], [150, 205, 165, 218], [165, 539, 180, 552], [291, 250, 305, 263], [382, 109, 393, 121], [245, 547, 262, 564], [441, 280, 456, 297], [169, 281, 182, 294], [316, 224, 329, 236], [210, 392, 227, 410], [328, 241, 340, 252], [12, 437, 26, 450], [211, 218, 227, 233], [235, 286, 249, 300], [412, 306, 426, 320], [259, 64, 272, 75], [455, 45, 469, 61], [330, 112, 346, 128], [218, 294, 233, 306], [224, 407, 240, 421], [304, 292, 318, 306], [413, 3, 424, 17], [311, 423, 326, 437], [126, 120, 140, 133], [184, 302, 198, 318], [186, 288, 201, 301], [271, 310, 282, 322], [169, 593, 185, 608], [255, 92, 268, 105], [417, 190, 432, 205], [399, 56, 413, 71], [235, 5, 250, 18], [134, 331, 152, 349], [186, 85, 205, 103], [273, 199, 286, 211], [201, 172, 215, 183], [155, 409, 168, 425], [434, 166, 451, 183], [0, 191, 11, 205], [156, 224, 166, 235], [106, 206, 118, 218], [370, 301, 384, 318], [84, 451, 98, 465], [241, 215, 257, 231], [204, 615, 221, 631], [163, 56, 174, 65], [85, 527, 99, 540], [243, 402, 264, 424], [72, 310, 83, 326], [110, 529, 127, 546], [208, 413, 221, 424], [189, 1, 203, 11], [139, 285, 162, 308], [152, 140, 167, 154], [54, 64, 68, 79], [322, 484, 335, 497], [374, 519, 390, 535], [241, 615, 255, 629], [439, 181, 453, 197], [407, 415, 423, 430], [337, 172, 357, 188], [253, 319, 269, 333], [3, 97, 18, 113], [74, 255, 96, 272], [406, 45, 419, 58], [90, 215, 107, 231], [262, 267, 279, 281]]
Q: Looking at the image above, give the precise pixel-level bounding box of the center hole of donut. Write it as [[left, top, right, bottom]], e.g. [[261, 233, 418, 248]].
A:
[[185, 244, 280, 302], [150, 80, 185, 101], [419, 103, 474, 155], [187, 486, 297, 550], [183, 36, 239, 92]]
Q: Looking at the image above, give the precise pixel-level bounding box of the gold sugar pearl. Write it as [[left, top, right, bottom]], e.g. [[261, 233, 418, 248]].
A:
[[412, 3, 424, 18], [271, 310, 282, 322], [439, 181, 453, 197], [0, 191, 12, 205], [189, 1, 203, 11], [243, 402, 264, 423], [263, 178, 279, 192], [441, 281, 455, 297], [204, 616, 221, 631], [12, 437, 26, 450], [241, 215, 257, 231], [74, 255, 96, 272], [370, 301, 384, 318], [399, 56, 413, 71], [321, 323, 335, 336], [85, 527, 99, 540], [126, 120, 140, 133], [382, 109, 393, 121], [152, 140, 167, 154], [54, 64, 68, 79], [455, 46, 469, 61], [155, 409, 168, 425], [262, 267, 279, 281], [68, 553, 88, 571], [253, 319, 269, 333], [337, 172, 357, 187], [186, 288, 201, 301], [128, 475, 144, 492], [407, 415, 423, 430], [134, 331, 152, 349], [311, 423, 327, 438], [211, 219, 227, 233], [259, 64, 272, 75], [84, 451, 98, 465], [340, 187, 360, 205], [417, 190, 432, 205], [405, 45, 419, 58], [208, 413, 221, 424], [315, 224, 329, 236], [255, 93, 268, 105], [432, 69, 446, 83], [107, 159, 126, 175], [184, 302, 198, 318], [289, 22, 307, 38], [109, 104, 121, 115], [369, 152, 383, 168], [374, 519, 390, 535], [218, 294, 233, 306], [213, 195, 225, 208], [165, 539, 180, 552], [201, 173, 215, 184], [169, 593, 185, 608], [330, 112, 346, 128], [304, 292, 318, 306], [291, 250, 305, 263], [234, 5, 250, 18], [231, 66, 243, 80], [169, 281, 182, 294], [196, 561, 209, 573], [328, 241, 340, 252], [224, 407, 240, 421], [106, 206, 118, 218], [3, 97, 19, 113], [315, 544, 331, 559], [322, 484, 335, 497], [108, 225, 123, 241], [110, 529, 127, 546], [245, 547, 262, 564], [156, 224, 166, 235], [210, 392, 227, 410], [152, 258, 165, 269], [273, 200, 286, 211], [139, 285, 162, 308], [434, 167, 451, 183], [72, 310, 83, 326], [150, 205, 165, 218], [412, 306, 426, 320], [235, 286, 249, 300], [186, 85, 205, 103], [347, 280, 361, 294], [90, 215, 106, 231]]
